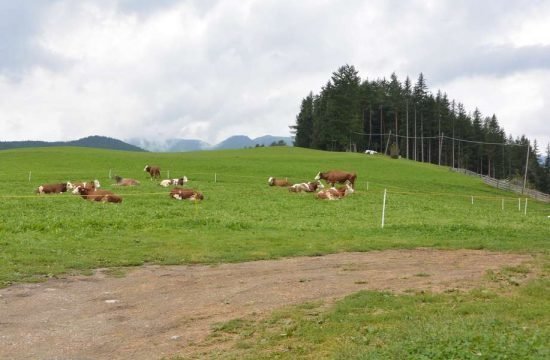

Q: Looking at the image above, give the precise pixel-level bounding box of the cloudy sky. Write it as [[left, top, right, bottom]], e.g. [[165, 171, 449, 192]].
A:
[[1, 0, 549, 150]]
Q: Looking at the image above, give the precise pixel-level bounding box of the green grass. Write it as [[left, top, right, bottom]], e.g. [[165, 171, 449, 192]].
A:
[[203, 279, 549, 359], [0, 146, 548, 286]]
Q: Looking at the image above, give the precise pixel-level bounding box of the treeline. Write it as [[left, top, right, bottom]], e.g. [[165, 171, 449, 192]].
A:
[[291, 65, 550, 193]]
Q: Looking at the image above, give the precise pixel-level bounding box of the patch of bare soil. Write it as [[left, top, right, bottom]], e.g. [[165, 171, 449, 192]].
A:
[[0, 249, 533, 360]]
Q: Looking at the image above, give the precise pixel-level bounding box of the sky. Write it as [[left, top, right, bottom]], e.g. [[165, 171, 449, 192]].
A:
[[1, 0, 549, 152]]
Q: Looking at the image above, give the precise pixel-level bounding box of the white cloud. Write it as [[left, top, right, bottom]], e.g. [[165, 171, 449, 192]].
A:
[[0, 0, 548, 150]]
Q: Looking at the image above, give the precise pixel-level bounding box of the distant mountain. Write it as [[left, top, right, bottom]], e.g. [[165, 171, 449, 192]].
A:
[[252, 135, 293, 147], [128, 135, 293, 152], [214, 135, 255, 149], [214, 135, 293, 149], [126, 137, 210, 152], [0, 135, 146, 152]]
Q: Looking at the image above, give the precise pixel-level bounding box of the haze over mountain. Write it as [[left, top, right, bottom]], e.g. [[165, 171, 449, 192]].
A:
[[127, 135, 293, 152]]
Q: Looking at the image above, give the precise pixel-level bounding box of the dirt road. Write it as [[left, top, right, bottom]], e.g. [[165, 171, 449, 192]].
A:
[[0, 249, 532, 359]]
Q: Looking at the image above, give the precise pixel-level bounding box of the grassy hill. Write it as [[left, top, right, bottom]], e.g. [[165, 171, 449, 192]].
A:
[[0, 146, 548, 286]]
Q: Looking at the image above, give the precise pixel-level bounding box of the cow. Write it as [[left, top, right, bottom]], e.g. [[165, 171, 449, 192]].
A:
[[36, 182, 69, 194], [74, 186, 122, 203], [113, 175, 140, 186], [315, 170, 357, 188], [169, 187, 204, 201], [144, 165, 161, 179], [68, 179, 100, 192], [288, 180, 324, 193], [159, 176, 188, 187], [315, 181, 354, 200], [268, 177, 293, 187]]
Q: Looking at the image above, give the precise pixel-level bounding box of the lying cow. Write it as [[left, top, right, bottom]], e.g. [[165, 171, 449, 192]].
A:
[[159, 176, 188, 187], [268, 177, 293, 187], [113, 175, 140, 186], [144, 165, 161, 179], [169, 187, 204, 201], [316, 181, 354, 200], [315, 170, 357, 188], [67, 179, 100, 191], [288, 180, 324, 193], [74, 186, 122, 203], [36, 182, 69, 194]]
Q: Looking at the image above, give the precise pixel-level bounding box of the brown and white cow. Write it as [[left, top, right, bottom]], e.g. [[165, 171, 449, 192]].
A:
[[169, 187, 204, 201], [268, 177, 293, 187], [113, 175, 140, 186], [68, 179, 100, 192], [315, 170, 357, 188], [160, 176, 188, 187], [36, 182, 69, 194], [288, 180, 324, 193], [144, 165, 161, 179], [315, 181, 354, 200], [74, 186, 122, 203]]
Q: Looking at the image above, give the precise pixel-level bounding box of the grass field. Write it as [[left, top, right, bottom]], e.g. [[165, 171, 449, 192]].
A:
[[0, 146, 548, 358]]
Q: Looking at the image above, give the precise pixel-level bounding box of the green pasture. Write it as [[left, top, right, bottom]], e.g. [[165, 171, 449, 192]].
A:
[[1, 146, 549, 359], [0, 146, 548, 286]]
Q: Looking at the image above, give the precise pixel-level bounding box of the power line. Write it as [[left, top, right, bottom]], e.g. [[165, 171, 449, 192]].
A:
[[351, 131, 529, 147]]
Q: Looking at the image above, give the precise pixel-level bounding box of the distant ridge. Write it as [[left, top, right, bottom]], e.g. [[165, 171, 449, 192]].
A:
[[126, 135, 293, 152], [0, 135, 146, 152]]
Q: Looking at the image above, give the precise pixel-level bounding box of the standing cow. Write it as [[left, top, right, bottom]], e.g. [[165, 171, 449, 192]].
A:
[[144, 165, 161, 179], [315, 170, 357, 188]]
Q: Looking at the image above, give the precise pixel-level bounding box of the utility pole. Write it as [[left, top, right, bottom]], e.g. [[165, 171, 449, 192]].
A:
[[421, 112, 424, 162], [439, 132, 443, 166], [522, 141, 530, 193], [414, 105, 417, 161], [406, 99, 409, 159], [380, 105, 383, 153]]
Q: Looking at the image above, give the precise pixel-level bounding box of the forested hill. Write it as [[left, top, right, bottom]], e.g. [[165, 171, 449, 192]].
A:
[[0, 135, 146, 152], [290, 64, 550, 194]]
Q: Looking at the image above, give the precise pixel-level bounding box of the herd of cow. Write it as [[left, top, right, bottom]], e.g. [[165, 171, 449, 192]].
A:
[[34, 165, 357, 203], [269, 170, 357, 200], [34, 165, 203, 203]]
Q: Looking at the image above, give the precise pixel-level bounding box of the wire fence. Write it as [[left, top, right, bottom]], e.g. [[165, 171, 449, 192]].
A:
[[450, 167, 550, 203]]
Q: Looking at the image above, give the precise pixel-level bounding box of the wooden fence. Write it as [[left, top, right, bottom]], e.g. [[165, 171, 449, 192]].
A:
[[450, 167, 550, 203]]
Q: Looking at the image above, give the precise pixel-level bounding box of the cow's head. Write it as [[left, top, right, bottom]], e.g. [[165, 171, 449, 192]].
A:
[[66, 182, 75, 190], [268, 177, 275, 186], [144, 165, 150, 172], [314, 172, 322, 180]]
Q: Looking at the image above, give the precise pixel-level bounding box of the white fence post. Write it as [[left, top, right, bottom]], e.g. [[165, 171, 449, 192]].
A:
[[214, 173, 217, 183], [524, 198, 528, 215], [381, 189, 387, 228], [28, 171, 32, 182]]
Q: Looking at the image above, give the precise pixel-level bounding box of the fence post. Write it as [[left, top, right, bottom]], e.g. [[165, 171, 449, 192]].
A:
[[502, 198, 504, 211], [214, 173, 217, 183], [381, 189, 387, 228], [524, 198, 528, 216], [28, 171, 32, 182]]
